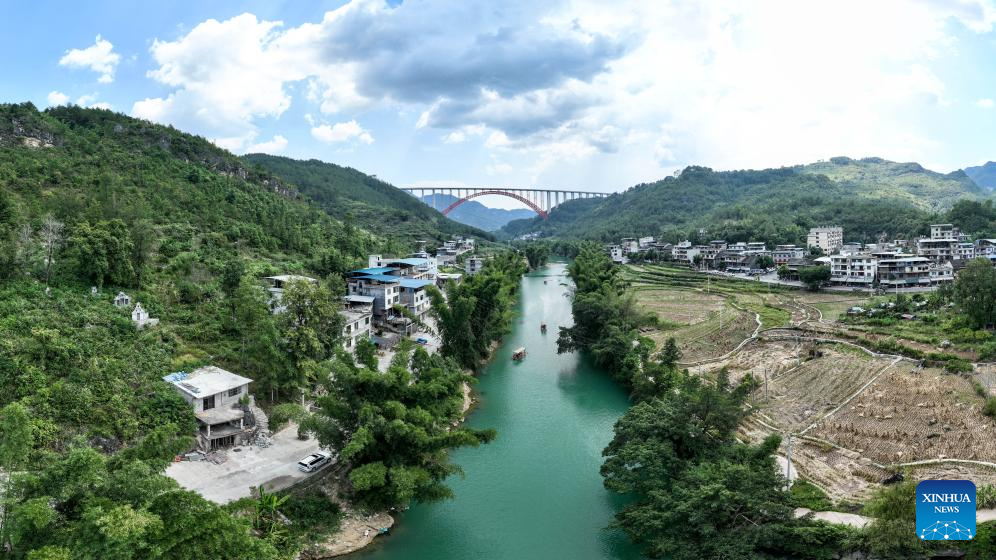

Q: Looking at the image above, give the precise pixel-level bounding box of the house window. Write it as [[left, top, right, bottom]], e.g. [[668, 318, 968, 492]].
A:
[[203, 395, 216, 410], [228, 387, 241, 398]]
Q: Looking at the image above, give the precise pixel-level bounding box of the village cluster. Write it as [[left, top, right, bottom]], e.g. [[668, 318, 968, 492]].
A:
[[607, 223, 996, 291], [103, 235, 485, 455]]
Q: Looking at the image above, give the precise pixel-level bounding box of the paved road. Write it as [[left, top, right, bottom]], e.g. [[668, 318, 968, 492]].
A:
[[166, 423, 324, 504]]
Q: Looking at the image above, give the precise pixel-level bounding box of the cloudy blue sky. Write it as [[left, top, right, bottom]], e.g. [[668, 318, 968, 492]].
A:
[[6, 0, 996, 208]]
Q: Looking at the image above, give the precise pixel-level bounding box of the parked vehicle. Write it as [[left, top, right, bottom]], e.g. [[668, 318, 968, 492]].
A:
[[416, 337, 429, 345], [297, 451, 331, 473]]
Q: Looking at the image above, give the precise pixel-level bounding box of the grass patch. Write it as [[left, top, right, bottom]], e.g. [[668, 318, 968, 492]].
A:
[[790, 480, 834, 511]]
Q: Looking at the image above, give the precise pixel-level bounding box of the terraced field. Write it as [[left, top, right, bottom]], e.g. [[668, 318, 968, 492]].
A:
[[812, 365, 996, 464], [754, 345, 893, 432]]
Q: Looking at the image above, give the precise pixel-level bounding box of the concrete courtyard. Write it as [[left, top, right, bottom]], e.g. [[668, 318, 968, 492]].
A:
[[166, 423, 328, 504]]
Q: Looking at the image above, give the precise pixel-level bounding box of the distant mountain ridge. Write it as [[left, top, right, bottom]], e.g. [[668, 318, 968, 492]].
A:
[[242, 154, 487, 243], [964, 161, 996, 189], [418, 193, 536, 231], [501, 156, 990, 244]]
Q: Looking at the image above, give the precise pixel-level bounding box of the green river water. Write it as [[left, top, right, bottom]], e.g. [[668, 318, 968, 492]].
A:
[[349, 262, 643, 560]]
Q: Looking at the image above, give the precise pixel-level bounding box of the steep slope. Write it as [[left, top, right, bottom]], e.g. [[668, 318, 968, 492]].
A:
[[0, 101, 400, 450], [964, 161, 996, 189], [420, 193, 536, 231], [502, 158, 984, 244], [242, 154, 488, 242]]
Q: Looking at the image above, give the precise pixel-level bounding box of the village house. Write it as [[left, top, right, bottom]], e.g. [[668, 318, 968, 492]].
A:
[[341, 295, 374, 350], [807, 226, 843, 254], [638, 236, 655, 250], [829, 254, 877, 288], [672, 241, 699, 264], [347, 269, 401, 320], [163, 366, 253, 450], [262, 275, 318, 314], [397, 278, 434, 334], [435, 272, 463, 287], [876, 256, 933, 289], [607, 245, 626, 264], [465, 257, 486, 276], [773, 245, 805, 265]]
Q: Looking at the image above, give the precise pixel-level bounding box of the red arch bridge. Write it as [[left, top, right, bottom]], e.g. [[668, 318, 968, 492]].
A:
[[400, 187, 609, 219]]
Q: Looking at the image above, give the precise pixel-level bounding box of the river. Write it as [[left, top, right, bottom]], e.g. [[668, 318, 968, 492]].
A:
[[349, 262, 642, 560]]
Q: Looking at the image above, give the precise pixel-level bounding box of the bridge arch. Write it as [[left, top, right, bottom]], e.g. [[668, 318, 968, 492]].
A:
[[441, 189, 549, 219]]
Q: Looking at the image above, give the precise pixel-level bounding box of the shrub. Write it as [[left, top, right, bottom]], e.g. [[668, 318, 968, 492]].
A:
[[943, 358, 973, 374], [984, 397, 996, 418], [268, 403, 307, 432]]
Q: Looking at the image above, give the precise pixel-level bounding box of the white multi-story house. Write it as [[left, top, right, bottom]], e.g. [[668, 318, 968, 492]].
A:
[[877, 256, 932, 289], [347, 269, 401, 319], [930, 223, 957, 240], [465, 257, 486, 276], [638, 236, 656, 250], [607, 245, 626, 264], [672, 241, 700, 264], [807, 226, 843, 254], [830, 254, 877, 287], [955, 242, 976, 261], [916, 238, 956, 264], [397, 279, 433, 334], [929, 262, 954, 285], [621, 238, 640, 254], [773, 245, 805, 265], [163, 366, 253, 450], [342, 296, 374, 350]]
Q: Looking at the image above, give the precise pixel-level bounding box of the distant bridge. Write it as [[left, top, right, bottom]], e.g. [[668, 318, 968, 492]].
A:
[[401, 187, 609, 219]]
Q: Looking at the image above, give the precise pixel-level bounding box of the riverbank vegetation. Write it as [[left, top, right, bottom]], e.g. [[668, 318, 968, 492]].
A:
[[303, 344, 495, 510], [429, 252, 527, 371]]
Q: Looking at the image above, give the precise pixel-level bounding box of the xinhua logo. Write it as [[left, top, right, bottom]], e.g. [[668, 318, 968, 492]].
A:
[[916, 480, 976, 541]]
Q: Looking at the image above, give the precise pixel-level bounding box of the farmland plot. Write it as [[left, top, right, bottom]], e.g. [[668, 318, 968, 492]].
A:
[[813, 365, 996, 464], [755, 345, 893, 432]]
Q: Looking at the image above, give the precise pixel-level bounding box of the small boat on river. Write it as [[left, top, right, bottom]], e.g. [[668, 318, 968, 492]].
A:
[[512, 347, 527, 361]]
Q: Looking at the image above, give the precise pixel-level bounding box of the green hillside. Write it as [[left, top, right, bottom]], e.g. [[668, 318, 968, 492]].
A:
[[502, 157, 988, 244], [0, 102, 457, 558], [242, 153, 486, 242]]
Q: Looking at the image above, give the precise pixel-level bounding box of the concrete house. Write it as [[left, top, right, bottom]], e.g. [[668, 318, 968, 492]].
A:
[[341, 295, 374, 350], [773, 245, 805, 265], [807, 226, 843, 254], [465, 257, 486, 276], [163, 366, 253, 450], [830, 254, 877, 287], [347, 269, 401, 319], [263, 275, 318, 314]]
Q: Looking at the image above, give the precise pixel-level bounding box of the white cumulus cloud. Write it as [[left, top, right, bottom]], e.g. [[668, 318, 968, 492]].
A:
[[246, 134, 289, 154], [977, 98, 995, 108], [311, 120, 374, 144], [46, 91, 70, 106], [59, 35, 121, 83]]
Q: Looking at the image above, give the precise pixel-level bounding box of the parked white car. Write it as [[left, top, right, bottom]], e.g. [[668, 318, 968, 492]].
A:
[[297, 451, 331, 473]]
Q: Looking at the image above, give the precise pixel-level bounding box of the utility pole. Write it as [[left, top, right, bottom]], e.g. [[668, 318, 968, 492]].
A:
[[764, 368, 769, 402], [785, 433, 794, 486]]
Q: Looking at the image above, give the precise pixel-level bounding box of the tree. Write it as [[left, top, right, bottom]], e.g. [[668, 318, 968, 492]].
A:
[[128, 220, 154, 288], [798, 265, 831, 291], [354, 337, 378, 371], [232, 275, 286, 401], [953, 258, 996, 329], [277, 279, 344, 396], [302, 347, 494, 509], [0, 402, 33, 547], [777, 265, 790, 279], [39, 215, 64, 286], [67, 220, 134, 287], [756, 254, 775, 270]]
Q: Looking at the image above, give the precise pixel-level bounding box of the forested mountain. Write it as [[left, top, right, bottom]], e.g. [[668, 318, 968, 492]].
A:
[[419, 193, 536, 231], [242, 154, 487, 241], [964, 161, 996, 189], [0, 102, 469, 558], [502, 157, 989, 245]]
